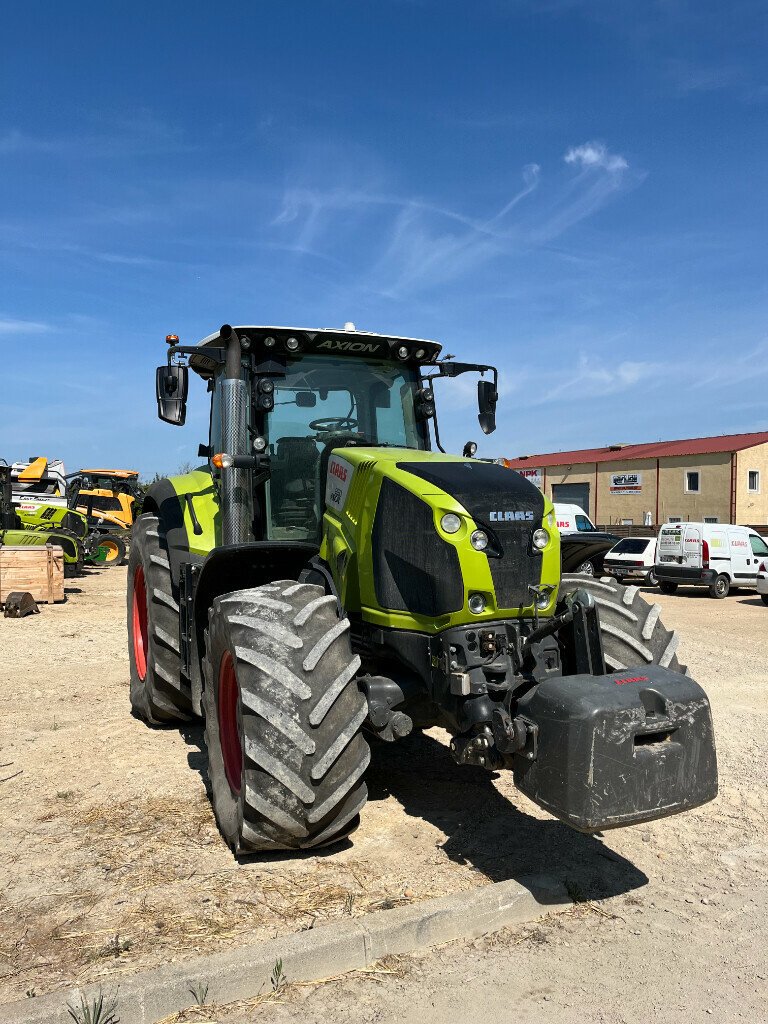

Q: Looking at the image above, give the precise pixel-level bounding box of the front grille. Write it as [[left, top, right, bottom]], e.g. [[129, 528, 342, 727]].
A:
[[397, 460, 546, 611], [485, 522, 542, 607], [371, 477, 464, 617]]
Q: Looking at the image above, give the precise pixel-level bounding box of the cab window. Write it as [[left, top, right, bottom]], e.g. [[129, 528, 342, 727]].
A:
[[749, 534, 768, 557]]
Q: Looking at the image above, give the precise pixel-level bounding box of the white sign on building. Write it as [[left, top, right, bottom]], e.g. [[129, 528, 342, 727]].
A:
[[515, 468, 542, 490], [610, 471, 642, 495]]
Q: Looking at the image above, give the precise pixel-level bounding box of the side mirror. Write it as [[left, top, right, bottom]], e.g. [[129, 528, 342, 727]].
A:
[[156, 364, 188, 426], [477, 379, 497, 435]]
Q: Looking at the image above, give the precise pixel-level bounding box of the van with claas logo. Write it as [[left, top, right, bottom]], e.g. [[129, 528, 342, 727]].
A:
[[654, 521, 768, 599]]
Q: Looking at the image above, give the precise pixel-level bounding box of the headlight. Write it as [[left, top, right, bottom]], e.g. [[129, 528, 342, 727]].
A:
[[470, 529, 488, 551], [468, 593, 486, 615], [440, 513, 461, 534], [532, 527, 549, 550]]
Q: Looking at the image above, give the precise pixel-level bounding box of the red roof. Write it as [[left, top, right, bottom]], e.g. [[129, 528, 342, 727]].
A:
[[502, 431, 768, 469]]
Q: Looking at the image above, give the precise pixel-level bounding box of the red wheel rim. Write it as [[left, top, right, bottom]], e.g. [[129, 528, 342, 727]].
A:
[[132, 565, 148, 681], [218, 652, 242, 795]]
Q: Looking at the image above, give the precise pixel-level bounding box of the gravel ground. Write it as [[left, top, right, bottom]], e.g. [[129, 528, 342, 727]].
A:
[[0, 569, 765, 1020]]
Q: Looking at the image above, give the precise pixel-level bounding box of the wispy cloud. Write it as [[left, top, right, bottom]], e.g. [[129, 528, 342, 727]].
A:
[[564, 141, 628, 173], [271, 144, 636, 298], [0, 317, 51, 335], [517, 353, 661, 407], [0, 112, 192, 160]]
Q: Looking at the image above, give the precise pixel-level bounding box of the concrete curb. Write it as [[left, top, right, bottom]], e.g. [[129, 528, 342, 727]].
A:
[[4, 874, 568, 1024]]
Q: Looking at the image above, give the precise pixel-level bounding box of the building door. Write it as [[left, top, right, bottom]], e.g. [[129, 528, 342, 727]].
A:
[[552, 483, 591, 515]]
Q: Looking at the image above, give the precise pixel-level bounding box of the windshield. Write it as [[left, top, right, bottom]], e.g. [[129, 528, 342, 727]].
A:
[[575, 514, 596, 532], [263, 354, 427, 541], [612, 538, 651, 554]]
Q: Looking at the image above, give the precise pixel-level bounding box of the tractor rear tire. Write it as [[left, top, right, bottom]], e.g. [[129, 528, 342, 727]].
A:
[[127, 514, 193, 724], [559, 574, 686, 674], [202, 581, 370, 853]]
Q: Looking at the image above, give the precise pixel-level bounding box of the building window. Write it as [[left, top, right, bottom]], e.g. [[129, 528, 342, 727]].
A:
[[685, 471, 700, 493], [668, 516, 682, 523], [704, 516, 719, 524], [748, 470, 760, 493]]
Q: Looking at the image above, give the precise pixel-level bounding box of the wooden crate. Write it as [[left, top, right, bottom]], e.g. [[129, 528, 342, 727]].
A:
[[0, 545, 65, 605]]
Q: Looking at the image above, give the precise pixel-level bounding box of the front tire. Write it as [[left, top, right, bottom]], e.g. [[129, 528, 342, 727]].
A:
[[709, 574, 730, 599], [659, 581, 678, 594], [559, 574, 686, 674], [761, 594, 768, 607], [576, 559, 595, 576], [127, 514, 193, 724], [203, 581, 370, 853]]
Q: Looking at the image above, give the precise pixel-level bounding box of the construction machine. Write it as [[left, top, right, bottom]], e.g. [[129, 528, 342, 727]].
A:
[[128, 324, 717, 853], [67, 469, 140, 538], [0, 463, 84, 576], [11, 458, 127, 567]]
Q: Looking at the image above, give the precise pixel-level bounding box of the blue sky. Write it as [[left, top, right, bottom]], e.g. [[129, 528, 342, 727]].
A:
[[2, 0, 767, 475]]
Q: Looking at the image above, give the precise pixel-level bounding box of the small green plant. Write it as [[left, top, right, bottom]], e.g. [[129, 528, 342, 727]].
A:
[[188, 981, 209, 1006], [67, 988, 119, 1024], [270, 958, 287, 993]]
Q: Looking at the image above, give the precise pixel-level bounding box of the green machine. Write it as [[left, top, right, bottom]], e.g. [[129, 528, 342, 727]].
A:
[[0, 464, 83, 576], [129, 324, 717, 853]]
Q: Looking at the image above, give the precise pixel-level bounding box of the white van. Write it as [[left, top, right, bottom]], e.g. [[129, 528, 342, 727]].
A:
[[655, 522, 768, 599], [553, 503, 598, 534]]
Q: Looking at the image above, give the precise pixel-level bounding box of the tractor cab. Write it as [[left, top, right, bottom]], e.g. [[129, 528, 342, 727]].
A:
[[67, 469, 141, 533], [158, 324, 498, 547]]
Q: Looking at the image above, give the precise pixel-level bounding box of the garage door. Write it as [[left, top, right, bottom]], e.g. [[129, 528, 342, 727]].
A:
[[552, 483, 590, 514]]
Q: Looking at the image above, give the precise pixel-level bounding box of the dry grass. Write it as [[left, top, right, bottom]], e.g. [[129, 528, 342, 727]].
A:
[[0, 790, 430, 1001], [153, 954, 415, 1024]]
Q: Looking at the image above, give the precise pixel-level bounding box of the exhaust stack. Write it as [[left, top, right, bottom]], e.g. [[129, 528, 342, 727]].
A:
[[219, 325, 252, 545]]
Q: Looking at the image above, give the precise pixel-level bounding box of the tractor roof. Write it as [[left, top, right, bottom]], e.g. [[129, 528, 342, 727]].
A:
[[189, 325, 442, 379]]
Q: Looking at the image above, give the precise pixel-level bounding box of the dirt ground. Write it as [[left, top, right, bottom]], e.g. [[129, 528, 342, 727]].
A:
[[0, 569, 766, 1021]]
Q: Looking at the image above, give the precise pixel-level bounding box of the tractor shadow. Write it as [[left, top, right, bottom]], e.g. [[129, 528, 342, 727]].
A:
[[366, 730, 648, 903], [178, 723, 647, 892]]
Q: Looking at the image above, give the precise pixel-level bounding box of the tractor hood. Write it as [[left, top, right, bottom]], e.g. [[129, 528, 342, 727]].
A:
[[321, 448, 561, 630]]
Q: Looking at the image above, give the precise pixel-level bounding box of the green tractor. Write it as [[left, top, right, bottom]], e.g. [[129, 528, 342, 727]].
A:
[[0, 463, 84, 576], [129, 324, 717, 853]]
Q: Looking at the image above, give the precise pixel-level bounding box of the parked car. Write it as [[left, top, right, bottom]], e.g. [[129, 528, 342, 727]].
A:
[[603, 537, 658, 586], [553, 503, 620, 577], [655, 521, 768, 599], [757, 562, 768, 606]]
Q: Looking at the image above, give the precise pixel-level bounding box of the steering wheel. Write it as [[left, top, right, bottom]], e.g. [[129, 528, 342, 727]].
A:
[[309, 416, 359, 432]]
